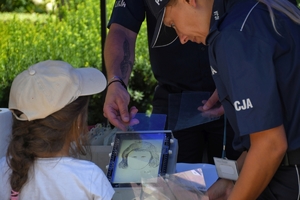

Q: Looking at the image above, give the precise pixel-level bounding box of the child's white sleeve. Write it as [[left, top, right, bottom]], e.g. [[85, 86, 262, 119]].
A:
[[90, 166, 115, 200]]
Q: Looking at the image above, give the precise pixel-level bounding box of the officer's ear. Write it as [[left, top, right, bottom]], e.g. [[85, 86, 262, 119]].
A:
[[185, 0, 197, 7]]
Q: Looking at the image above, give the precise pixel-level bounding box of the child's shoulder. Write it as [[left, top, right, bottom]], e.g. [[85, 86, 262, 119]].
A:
[[70, 157, 100, 167], [62, 158, 108, 181], [36, 157, 100, 171], [37, 157, 106, 179], [59, 157, 99, 167], [63, 157, 104, 173]]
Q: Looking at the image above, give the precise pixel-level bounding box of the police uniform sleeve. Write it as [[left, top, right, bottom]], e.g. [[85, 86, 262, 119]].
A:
[[108, 0, 146, 33], [211, 30, 283, 136]]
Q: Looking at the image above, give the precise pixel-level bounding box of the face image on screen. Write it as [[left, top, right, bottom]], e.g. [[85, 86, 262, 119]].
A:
[[112, 139, 163, 184]]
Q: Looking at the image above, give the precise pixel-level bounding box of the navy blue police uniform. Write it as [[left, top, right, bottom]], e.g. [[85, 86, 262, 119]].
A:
[[108, 0, 242, 163], [207, 0, 300, 198]]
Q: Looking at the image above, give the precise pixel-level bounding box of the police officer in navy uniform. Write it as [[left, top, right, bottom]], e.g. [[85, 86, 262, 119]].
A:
[[103, 0, 242, 164], [151, 0, 300, 199]]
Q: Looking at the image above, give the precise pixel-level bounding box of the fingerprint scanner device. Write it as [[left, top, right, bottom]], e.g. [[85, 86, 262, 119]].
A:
[[106, 130, 178, 200]]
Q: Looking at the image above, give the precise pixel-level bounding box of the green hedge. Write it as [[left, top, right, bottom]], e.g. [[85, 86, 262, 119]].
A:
[[4, 0, 297, 125], [0, 0, 156, 125]]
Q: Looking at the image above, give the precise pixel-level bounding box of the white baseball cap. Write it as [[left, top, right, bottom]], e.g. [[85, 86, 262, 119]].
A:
[[9, 60, 107, 121]]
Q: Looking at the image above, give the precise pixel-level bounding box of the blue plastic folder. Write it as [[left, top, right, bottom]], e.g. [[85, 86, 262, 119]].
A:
[[168, 91, 220, 131], [130, 113, 167, 131]]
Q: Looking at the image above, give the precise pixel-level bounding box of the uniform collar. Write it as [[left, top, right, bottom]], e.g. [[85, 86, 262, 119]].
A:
[[207, 0, 239, 45], [206, 13, 227, 45]]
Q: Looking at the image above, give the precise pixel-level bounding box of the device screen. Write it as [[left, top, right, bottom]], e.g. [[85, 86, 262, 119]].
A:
[[107, 131, 172, 187]]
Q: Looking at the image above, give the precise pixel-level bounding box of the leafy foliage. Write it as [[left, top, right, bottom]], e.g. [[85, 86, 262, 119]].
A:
[[0, 0, 156, 125], [0, 0, 45, 13]]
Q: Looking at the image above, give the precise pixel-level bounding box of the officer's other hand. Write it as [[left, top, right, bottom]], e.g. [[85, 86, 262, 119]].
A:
[[198, 89, 224, 117]]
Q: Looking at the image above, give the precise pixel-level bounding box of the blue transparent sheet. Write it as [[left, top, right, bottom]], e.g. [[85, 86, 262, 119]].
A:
[[168, 92, 220, 131], [130, 113, 167, 131]]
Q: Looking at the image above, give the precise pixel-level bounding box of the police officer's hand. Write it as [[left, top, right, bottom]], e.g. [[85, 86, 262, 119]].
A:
[[206, 178, 234, 200], [103, 83, 139, 131], [198, 89, 224, 117]]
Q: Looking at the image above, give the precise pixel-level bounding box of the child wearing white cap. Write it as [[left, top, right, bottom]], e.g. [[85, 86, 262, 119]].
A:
[[0, 60, 115, 200]]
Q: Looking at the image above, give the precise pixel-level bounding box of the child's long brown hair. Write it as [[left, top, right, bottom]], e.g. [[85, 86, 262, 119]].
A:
[[6, 96, 90, 193]]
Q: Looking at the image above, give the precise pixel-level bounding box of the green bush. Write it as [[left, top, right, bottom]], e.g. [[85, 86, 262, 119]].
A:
[[0, 0, 36, 12], [0, 0, 156, 125], [0, 0, 56, 13]]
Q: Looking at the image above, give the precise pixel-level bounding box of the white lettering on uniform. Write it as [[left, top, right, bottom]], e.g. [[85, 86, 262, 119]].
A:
[[210, 66, 217, 75], [213, 11, 219, 20], [234, 98, 253, 111], [115, 0, 126, 8], [155, 0, 163, 5]]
